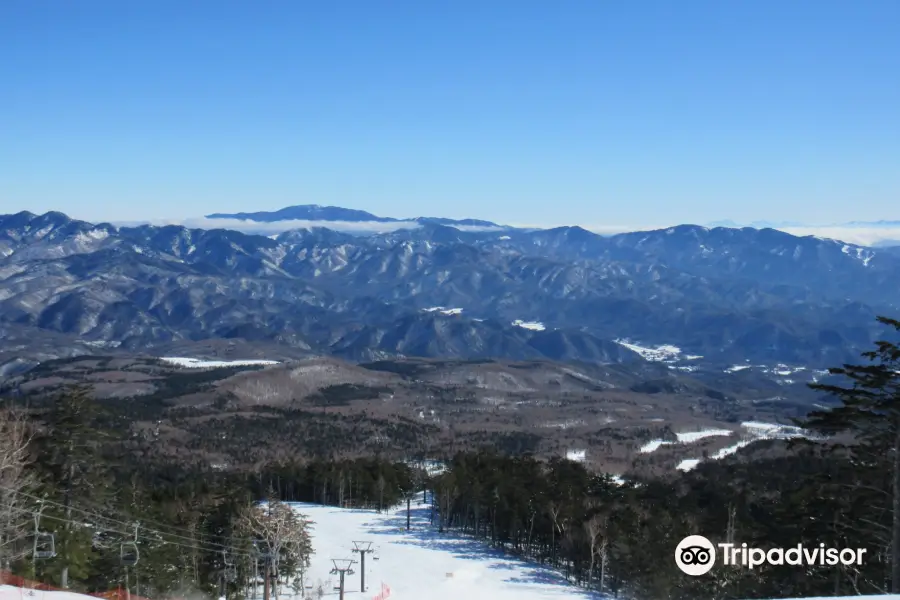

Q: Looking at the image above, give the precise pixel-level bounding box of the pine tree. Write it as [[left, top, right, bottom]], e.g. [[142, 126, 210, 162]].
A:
[[33, 386, 115, 589], [802, 316, 900, 591]]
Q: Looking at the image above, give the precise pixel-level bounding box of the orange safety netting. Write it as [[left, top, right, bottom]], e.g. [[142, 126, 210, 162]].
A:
[[1, 572, 157, 600]]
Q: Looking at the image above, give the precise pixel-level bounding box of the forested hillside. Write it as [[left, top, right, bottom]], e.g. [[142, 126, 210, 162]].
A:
[[1, 318, 898, 599]]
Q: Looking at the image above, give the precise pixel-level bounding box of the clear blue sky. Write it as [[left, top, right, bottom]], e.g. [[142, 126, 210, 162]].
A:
[[1, 0, 898, 227]]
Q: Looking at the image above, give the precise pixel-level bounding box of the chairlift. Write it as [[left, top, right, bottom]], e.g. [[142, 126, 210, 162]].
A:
[[222, 550, 237, 582], [33, 532, 56, 559], [120, 541, 139, 567]]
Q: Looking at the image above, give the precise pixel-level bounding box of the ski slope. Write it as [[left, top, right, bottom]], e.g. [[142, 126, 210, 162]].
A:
[[289, 494, 604, 600], [5, 572, 900, 600], [0, 588, 100, 600]]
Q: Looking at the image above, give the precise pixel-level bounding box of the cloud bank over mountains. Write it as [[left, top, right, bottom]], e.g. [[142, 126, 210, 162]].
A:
[[110, 210, 900, 247]]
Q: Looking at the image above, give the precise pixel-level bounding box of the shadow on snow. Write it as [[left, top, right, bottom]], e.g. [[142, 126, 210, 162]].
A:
[[360, 499, 606, 599]]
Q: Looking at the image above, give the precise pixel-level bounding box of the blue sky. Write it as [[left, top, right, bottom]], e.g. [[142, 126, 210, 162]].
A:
[[1, 0, 898, 227]]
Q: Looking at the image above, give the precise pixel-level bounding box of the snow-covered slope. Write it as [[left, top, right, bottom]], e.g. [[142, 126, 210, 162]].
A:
[[158, 357, 280, 368], [289, 495, 604, 600], [0, 587, 98, 600]]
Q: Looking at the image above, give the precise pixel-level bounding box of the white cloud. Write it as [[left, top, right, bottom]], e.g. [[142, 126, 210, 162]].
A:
[[506, 222, 667, 235], [107, 217, 900, 247], [451, 225, 506, 232], [777, 226, 900, 247], [111, 217, 507, 236], [113, 217, 425, 235]]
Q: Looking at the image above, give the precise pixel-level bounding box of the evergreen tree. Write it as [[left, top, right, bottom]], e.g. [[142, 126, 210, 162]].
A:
[[802, 316, 900, 591], [32, 386, 116, 589]]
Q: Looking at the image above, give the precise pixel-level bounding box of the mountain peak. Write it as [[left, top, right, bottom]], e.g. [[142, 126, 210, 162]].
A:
[[206, 205, 392, 223], [204, 204, 504, 229]]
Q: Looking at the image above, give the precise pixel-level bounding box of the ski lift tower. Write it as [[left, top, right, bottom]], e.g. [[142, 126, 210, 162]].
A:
[[351, 541, 374, 592], [329, 559, 356, 600], [119, 523, 140, 600]]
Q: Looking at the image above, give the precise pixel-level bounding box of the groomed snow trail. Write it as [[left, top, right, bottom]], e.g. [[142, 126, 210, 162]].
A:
[[290, 494, 606, 599]]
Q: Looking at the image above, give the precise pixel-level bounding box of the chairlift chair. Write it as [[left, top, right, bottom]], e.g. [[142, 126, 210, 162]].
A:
[[33, 532, 56, 559], [120, 541, 139, 567]]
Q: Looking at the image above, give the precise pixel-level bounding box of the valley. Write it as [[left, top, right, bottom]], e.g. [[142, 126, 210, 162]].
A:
[[1, 351, 826, 479]]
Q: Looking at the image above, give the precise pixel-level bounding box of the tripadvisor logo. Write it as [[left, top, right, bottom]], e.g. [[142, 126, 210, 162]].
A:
[[675, 535, 868, 576]]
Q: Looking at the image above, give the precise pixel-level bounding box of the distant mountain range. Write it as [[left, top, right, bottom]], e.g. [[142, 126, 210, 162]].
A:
[[708, 218, 900, 230], [2, 208, 898, 377], [203, 206, 900, 247], [206, 204, 504, 229]]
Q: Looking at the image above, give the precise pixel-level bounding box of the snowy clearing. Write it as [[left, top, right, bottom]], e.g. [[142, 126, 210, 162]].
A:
[[641, 429, 734, 454], [675, 429, 733, 443], [741, 421, 807, 439], [158, 357, 280, 368], [677, 421, 811, 471], [289, 495, 604, 600], [639, 440, 672, 453], [512, 319, 546, 331], [676, 459, 700, 471], [613, 340, 682, 362], [423, 307, 464, 315]]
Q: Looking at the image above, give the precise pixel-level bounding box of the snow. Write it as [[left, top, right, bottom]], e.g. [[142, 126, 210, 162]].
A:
[[288, 495, 604, 600], [512, 320, 546, 331], [73, 229, 110, 246], [675, 429, 733, 443], [158, 357, 280, 368], [711, 440, 754, 459], [642, 429, 733, 453], [676, 421, 811, 471], [725, 363, 811, 378], [741, 421, 806, 438], [842, 244, 875, 267], [0, 587, 98, 600], [614, 340, 681, 362], [406, 460, 448, 476], [423, 307, 464, 316], [566, 449, 586, 462], [676, 459, 700, 471], [639, 440, 672, 453]]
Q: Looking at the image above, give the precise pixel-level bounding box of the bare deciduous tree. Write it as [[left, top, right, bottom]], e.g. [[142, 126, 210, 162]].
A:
[[239, 499, 314, 600], [0, 407, 35, 577], [583, 513, 607, 591]]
